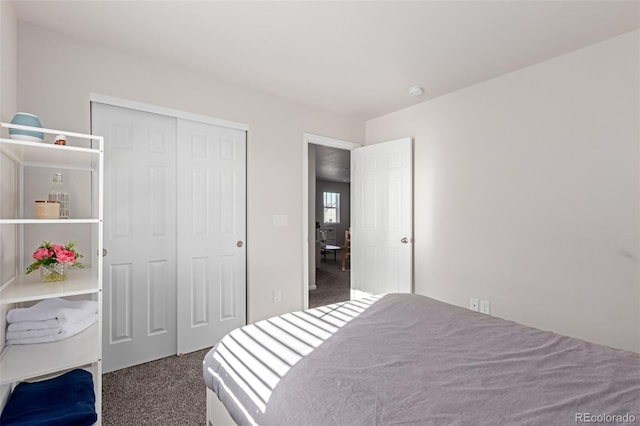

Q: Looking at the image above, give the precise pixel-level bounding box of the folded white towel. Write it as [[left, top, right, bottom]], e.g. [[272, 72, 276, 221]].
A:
[[7, 318, 62, 332], [6, 313, 97, 345], [6, 298, 98, 324], [6, 326, 65, 340]]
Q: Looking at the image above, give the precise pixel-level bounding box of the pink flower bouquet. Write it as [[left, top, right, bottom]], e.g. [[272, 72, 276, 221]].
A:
[[25, 241, 84, 275]]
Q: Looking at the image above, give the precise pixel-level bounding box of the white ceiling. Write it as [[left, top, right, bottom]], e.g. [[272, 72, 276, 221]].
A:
[[12, 0, 640, 121], [315, 145, 351, 183]]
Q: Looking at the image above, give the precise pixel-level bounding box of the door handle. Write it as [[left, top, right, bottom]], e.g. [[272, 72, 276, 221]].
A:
[[98, 248, 108, 257], [401, 237, 409, 244], [237, 241, 244, 248]]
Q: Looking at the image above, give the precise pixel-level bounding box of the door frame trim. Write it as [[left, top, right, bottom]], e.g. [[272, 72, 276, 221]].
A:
[[302, 133, 360, 309], [90, 93, 249, 131]]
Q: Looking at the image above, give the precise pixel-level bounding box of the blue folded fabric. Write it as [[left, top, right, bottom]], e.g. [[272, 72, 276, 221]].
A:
[[0, 369, 97, 425]]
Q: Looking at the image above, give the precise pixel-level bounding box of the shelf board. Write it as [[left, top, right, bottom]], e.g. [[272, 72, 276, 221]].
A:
[[1, 122, 101, 142], [0, 323, 100, 385], [0, 268, 99, 304], [0, 137, 100, 168], [0, 219, 100, 224]]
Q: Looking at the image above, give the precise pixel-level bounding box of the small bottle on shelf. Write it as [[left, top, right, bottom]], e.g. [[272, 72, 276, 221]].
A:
[[54, 134, 66, 145], [48, 172, 69, 219]]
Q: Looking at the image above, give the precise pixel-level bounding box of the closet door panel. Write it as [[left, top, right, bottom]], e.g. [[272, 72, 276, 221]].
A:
[[109, 262, 133, 343], [220, 254, 236, 320], [148, 259, 171, 334], [190, 256, 209, 326], [93, 103, 177, 372], [177, 119, 246, 354]]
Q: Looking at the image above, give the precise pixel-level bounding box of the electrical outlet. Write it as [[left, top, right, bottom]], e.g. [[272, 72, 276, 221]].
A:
[[469, 298, 479, 312], [480, 300, 491, 315], [273, 290, 282, 304]]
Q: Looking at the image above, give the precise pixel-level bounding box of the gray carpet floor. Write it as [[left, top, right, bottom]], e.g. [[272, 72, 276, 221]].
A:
[[309, 250, 351, 308], [102, 348, 210, 425], [102, 255, 349, 424]]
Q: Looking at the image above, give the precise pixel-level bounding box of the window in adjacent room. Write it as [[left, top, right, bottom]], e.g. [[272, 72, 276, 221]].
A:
[[323, 192, 340, 224]]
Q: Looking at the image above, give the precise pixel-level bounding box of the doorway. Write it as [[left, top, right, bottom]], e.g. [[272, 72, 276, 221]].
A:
[[302, 134, 360, 309], [311, 148, 351, 308]]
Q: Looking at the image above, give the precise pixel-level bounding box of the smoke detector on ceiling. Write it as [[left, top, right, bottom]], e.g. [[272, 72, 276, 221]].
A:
[[408, 86, 424, 97]]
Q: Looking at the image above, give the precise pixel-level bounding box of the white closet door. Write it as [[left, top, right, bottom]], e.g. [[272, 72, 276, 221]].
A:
[[92, 103, 177, 373], [176, 119, 246, 354]]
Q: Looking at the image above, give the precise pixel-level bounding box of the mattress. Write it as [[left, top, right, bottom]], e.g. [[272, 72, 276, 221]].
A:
[[203, 293, 640, 425]]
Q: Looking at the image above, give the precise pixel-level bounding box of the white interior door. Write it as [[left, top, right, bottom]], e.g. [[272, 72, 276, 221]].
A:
[[176, 119, 247, 354], [351, 137, 413, 298], [92, 103, 177, 373]]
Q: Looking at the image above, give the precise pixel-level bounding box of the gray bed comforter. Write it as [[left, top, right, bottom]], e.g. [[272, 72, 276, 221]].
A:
[[203, 293, 640, 425]]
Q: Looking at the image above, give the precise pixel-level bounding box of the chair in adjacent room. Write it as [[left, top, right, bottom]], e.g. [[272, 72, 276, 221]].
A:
[[341, 229, 351, 272]]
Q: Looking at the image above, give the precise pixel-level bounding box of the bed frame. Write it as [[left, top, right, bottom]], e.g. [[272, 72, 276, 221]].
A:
[[206, 388, 236, 426]]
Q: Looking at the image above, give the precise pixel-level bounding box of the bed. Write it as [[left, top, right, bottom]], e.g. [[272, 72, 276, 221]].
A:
[[203, 293, 640, 425]]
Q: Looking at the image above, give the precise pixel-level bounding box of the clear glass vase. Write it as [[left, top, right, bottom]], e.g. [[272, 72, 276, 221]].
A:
[[40, 263, 66, 282]]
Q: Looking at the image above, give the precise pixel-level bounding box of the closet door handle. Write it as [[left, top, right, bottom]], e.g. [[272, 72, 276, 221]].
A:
[[237, 241, 244, 248]]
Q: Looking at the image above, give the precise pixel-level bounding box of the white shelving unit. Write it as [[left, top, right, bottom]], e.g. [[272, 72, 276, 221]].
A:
[[0, 122, 103, 423]]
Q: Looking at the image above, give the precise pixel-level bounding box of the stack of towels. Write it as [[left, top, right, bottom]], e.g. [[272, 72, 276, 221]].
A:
[[0, 368, 97, 425], [6, 298, 98, 345]]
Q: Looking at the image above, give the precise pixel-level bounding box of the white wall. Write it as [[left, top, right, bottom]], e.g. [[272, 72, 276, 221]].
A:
[[0, 0, 16, 123], [9, 15, 639, 354], [0, 0, 17, 408], [16, 22, 364, 323], [367, 31, 640, 352], [0, 0, 17, 286]]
